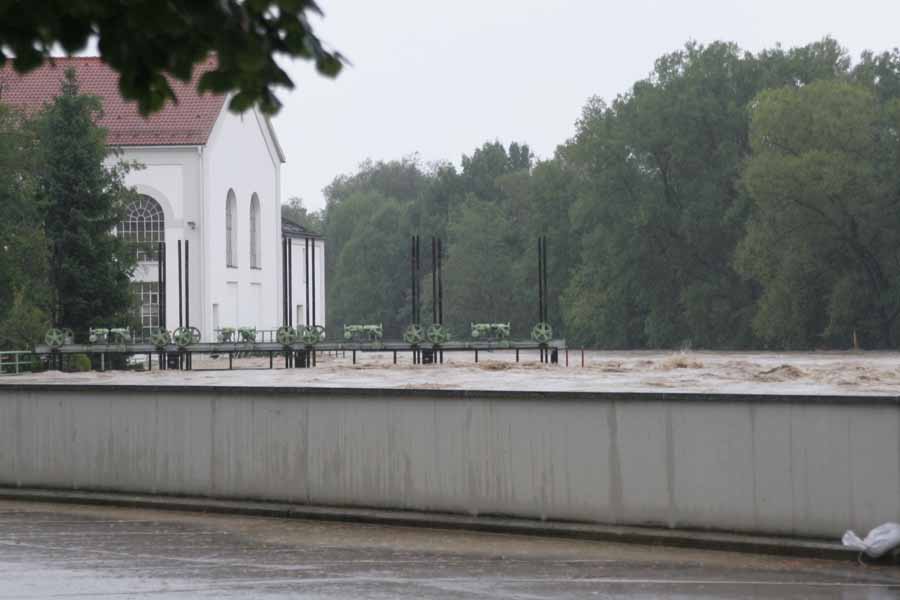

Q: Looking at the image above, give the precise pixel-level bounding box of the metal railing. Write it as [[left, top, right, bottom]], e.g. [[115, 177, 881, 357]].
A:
[[0, 351, 36, 375], [213, 329, 284, 344]]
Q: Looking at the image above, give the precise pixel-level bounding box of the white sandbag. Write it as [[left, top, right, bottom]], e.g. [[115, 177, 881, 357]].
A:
[[842, 522, 900, 558]]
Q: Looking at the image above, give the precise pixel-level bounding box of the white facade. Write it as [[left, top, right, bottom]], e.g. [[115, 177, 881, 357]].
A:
[[287, 237, 326, 330], [116, 105, 326, 341]]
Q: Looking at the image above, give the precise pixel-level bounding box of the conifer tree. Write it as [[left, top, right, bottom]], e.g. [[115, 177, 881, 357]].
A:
[[35, 69, 137, 337]]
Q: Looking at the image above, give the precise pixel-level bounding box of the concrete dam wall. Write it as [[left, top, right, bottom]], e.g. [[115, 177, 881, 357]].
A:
[[0, 384, 897, 539]]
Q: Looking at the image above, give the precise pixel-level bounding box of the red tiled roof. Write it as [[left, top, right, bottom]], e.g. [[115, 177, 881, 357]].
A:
[[0, 57, 227, 146]]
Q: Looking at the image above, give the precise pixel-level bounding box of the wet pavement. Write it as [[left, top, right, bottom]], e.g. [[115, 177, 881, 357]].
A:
[[0, 500, 897, 599]]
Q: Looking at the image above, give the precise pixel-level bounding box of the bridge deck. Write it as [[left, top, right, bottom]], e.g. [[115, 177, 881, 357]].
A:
[[33, 339, 567, 354]]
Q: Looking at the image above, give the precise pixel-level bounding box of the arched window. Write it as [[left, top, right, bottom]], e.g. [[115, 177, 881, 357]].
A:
[[118, 194, 165, 261], [117, 194, 165, 342], [250, 193, 261, 268], [226, 189, 237, 267]]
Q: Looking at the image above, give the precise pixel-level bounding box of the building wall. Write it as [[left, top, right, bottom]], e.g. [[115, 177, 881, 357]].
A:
[[287, 238, 326, 330], [203, 107, 282, 338], [112, 112, 325, 340], [113, 147, 203, 332], [0, 385, 897, 540]]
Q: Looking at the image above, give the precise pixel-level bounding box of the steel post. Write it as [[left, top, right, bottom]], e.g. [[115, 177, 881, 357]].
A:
[[288, 239, 294, 328], [304, 238, 310, 327], [184, 240, 189, 328], [431, 237, 437, 325], [311, 239, 316, 327], [282, 239, 288, 327], [437, 238, 443, 325], [177, 240, 183, 328], [537, 238, 543, 325]]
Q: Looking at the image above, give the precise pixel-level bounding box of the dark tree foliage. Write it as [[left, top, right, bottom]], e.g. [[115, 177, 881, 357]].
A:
[[282, 196, 324, 233], [460, 141, 532, 204], [0, 0, 344, 115], [318, 39, 900, 351], [737, 80, 900, 348], [559, 38, 883, 349], [0, 104, 51, 349], [320, 144, 538, 337], [35, 69, 137, 337]]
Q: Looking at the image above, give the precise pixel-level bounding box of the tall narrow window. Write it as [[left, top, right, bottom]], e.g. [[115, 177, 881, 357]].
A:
[[250, 193, 261, 268], [132, 281, 159, 341], [226, 189, 237, 267], [118, 195, 165, 342], [118, 194, 165, 261]]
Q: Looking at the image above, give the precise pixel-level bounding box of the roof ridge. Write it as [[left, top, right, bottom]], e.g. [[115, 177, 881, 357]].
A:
[[41, 56, 103, 61], [0, 58, 227, 146]]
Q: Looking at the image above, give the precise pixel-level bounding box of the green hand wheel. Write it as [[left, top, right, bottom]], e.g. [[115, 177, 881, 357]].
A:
[[276, 326, 295, 345], [426, 324, 450, 345], [299, 325, 322, 346], [150, 329, 171, 348], [531, 322, 553, 344], [44, 328, 66, 348], [403, 324, 425, 345], [173, 326, 200, 347]]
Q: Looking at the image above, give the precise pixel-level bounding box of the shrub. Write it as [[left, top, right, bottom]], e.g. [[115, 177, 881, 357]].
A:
[[68, 353, 92, 372]]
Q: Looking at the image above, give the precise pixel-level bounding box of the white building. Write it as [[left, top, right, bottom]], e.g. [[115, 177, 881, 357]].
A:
[[282, 220, 326, 334], [0, 57, 324, 341]]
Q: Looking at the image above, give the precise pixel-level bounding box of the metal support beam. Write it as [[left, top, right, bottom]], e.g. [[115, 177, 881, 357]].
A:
[[184, 240, 190, 329], [282, 239, 288, 327], [437, 238, 443, 325], [537, 237, 544, 325], [304, 237, 310, 328], [177, 240, 183, 328], [311, 238, 316, 327], [288, 239, 294, 328]]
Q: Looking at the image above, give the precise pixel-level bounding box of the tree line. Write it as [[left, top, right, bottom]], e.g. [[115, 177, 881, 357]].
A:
[[0, 70, 138, 349], [303, 38, 900, 350]]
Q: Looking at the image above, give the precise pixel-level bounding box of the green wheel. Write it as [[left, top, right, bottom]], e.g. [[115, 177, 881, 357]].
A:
[[276, 326, 295, 345], [44, 328, 66, 348], [426, 324, 450, 345], [531, 322, 553, 344], [299, 326, 321, 346], [173, 327, 199, 348], [403, 324, 425, 345], [150, 329, 171, 348]]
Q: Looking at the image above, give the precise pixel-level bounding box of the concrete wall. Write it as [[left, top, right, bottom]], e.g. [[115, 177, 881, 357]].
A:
[[0, 385, 897, 539]]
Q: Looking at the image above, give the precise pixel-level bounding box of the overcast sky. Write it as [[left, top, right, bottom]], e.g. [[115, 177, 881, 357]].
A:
[[273, 0, 900, 211]]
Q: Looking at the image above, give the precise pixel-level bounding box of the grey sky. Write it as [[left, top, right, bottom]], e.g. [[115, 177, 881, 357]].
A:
[[273, 0, 900, 211]]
